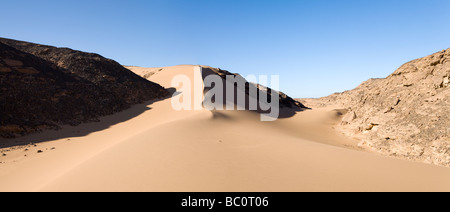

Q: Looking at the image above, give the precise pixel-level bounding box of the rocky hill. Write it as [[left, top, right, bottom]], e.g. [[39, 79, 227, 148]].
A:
[[0, 38, 169, 138], [308, 48, 450, 167]]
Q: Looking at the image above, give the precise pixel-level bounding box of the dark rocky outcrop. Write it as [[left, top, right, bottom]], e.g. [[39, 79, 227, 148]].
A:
[[202, 66, 309, 110], [0, 38, 169, 138]]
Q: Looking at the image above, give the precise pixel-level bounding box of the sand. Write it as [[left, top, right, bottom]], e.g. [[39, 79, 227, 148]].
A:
[[1, 65, 450, 192]]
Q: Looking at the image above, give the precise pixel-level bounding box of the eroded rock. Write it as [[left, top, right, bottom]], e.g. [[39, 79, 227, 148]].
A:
[[309, 48, 450, 167]]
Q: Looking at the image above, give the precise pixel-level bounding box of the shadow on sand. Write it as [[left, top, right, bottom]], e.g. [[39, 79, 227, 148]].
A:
[[0, 92, 175, 149]]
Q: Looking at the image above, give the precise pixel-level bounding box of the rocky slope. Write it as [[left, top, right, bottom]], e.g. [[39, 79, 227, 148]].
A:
[[308, 48, 450, 167], [0, 38, 169, 138]]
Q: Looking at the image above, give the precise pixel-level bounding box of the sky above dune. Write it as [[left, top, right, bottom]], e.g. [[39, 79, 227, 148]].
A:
[[1, 0, 450, 97]]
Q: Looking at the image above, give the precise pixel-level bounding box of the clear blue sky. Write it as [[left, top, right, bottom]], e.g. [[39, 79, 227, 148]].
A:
[[1, 0, 449, 97]]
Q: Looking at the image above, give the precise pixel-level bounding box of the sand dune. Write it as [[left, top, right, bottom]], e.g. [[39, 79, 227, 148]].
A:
[[1, 65, 450, 192]]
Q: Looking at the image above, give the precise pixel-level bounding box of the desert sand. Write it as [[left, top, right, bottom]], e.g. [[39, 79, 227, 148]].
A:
[[1, 65, 450, 192]]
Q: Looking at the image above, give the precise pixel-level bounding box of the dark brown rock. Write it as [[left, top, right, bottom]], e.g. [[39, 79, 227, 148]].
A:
[[202, 66, 309, 110], [0, 38, 169, 138]]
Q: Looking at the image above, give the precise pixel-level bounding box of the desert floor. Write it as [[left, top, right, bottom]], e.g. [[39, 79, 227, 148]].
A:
[[1, 65, 450, 192]]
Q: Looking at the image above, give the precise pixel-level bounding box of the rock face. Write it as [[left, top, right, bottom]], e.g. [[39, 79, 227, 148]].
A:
[[202, 66, 309, 110], [311, 48, 450, 167], [0, 38, 169, 138]]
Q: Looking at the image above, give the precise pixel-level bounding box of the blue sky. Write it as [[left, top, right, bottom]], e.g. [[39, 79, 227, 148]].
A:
[[1, 0, 449, 97]]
